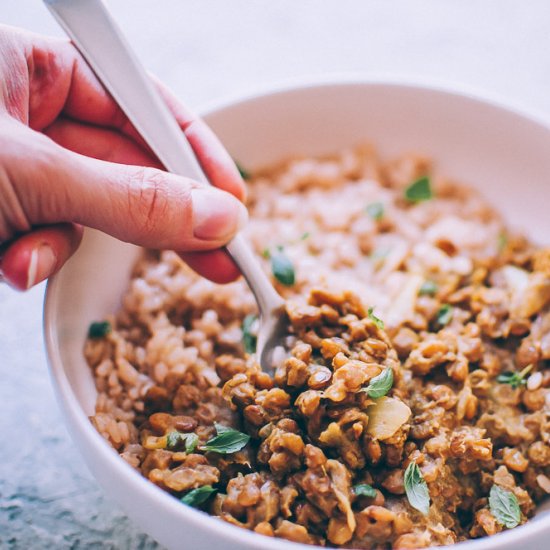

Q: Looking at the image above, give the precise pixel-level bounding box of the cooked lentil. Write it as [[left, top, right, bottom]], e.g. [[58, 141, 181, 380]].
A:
[[86, 145, 550, 548]]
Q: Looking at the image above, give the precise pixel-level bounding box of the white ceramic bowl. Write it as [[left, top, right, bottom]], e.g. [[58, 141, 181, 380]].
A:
[[45, 80, 550, 550]]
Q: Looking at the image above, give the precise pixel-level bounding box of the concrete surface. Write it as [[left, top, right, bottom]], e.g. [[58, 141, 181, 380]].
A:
[[1, 1, 550, 548]]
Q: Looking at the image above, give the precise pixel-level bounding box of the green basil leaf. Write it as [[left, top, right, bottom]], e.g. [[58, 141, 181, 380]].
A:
[[435, 304, 453, 327], [419, 280, 438, 296], [404, 461, 430, 515], [166, 431, 199, 453], [497, 365, 533, 389], [405, 176, 432, 203], [489, 485, 521, 529], [88, 321, 111, 339], [368, 307, 385, 330], [271, 250, 295, 286], [234, 160, 250, 180], [242, 314, 258, 354], [181, 485, 217, 507], [200, 424, 250, 454], [353, 483, 377, 498], [363, 368, 394, 399], [366, 202, 384, 221], [300, 231, 310, 241]]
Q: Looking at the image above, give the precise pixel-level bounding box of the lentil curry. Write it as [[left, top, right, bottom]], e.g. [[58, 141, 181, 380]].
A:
[[86, 145, 550, 548]]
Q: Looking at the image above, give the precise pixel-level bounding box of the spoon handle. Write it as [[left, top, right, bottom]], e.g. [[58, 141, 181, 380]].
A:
[[44, 0, 284, 315]]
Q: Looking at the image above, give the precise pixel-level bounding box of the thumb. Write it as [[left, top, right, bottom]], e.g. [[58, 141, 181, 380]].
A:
[[2, 122, 248, 252]]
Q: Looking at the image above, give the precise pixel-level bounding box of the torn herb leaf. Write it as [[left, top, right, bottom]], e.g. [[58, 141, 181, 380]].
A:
[[404, 461, 430, 515], [166, 431, 182, 450], [497, 365, 533, 389], [242, 314, 258, 354], [363, 368, 394, 399], [181, 485, 217, 507], [88, 321, 111, 339], [405, 176, 432, 203], [368, 307, 385, 330], [353, 483, 377, 498], [435, 304, 453, 327], [200, 424, 250, 454], [166, 431, 199, 453], [489, 485, 521, 529], [184, 433, 199, 452], [271, 249, 295, 286]]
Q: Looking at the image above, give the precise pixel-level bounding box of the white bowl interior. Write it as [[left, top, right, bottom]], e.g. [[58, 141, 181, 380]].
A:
[[45, 81, 550, 550]]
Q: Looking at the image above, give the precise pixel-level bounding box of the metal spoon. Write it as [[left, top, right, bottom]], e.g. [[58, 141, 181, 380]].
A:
[[44, 0, 288, 370]]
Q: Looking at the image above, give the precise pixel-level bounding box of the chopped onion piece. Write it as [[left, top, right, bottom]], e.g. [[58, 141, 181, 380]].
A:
[[503, 266, 550, 317], [366, 397, 411, 440], [385, 273, 424, 328]]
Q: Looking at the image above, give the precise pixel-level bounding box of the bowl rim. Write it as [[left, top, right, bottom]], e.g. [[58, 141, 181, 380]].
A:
[[198, 72, 550, 138], [44, 76, 550, 550]]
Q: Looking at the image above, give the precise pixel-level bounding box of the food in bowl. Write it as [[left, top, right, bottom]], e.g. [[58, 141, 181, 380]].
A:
[[84, 145, 550, 548]]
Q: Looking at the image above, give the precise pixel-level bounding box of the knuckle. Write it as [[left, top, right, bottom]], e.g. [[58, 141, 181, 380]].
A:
[[129, 167, 173, 237]]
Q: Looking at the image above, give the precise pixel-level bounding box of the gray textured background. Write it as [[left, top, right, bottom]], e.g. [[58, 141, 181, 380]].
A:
[[1, 1, 550, 548]]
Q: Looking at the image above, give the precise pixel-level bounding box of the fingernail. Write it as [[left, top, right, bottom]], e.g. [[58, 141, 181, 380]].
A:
[[26, 244, 57, 289], [192, 188, 248, 241]]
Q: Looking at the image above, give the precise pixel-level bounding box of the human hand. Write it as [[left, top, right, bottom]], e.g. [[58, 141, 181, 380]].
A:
[[0, 25, 247, 290]]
